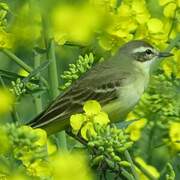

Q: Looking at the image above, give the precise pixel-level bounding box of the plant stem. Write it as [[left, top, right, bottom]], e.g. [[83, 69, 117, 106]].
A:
[[124, 150, 139, 180], [0, 75, 5, 87], [2, 49, 48, 87], [49, 39, 67, 150], [2, 49, 33, 72], [42, 14, 67, 150], [33, 50, 43, 114], [47, 40, 59, 98], [11, 106, 20, 123]]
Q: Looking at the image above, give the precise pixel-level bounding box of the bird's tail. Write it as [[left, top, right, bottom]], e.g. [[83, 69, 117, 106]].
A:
[[27, 110, 69, 135]]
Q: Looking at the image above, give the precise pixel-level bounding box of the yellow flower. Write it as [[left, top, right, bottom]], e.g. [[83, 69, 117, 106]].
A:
[[0, 88, 14, 114], [126, 112, 147, 141], [27, 160, 51, 177], [50, 152, 93, 180], [163, 3, 177, 18], [0, 29, 12, 49], [131, 0, 150, 24], [18, 126, 47, 147], [90, 0, 117, 12], [11, 3, 41, 48], [174, 49, 180, 78], [162, 60, 173, 77], [159, 0, 175, 6], [169, 122, 180, 151], [47, 139, 57, 155], [81, 122, 97, 140], [70, 114, 86, 134], [83, 100, 101, 115], [52, 4, 104, 45], [147, 18, 163, 33], [9, 125, 48, 170], [0, 127, 10, 154], [70, 100, 110, 140], [33, 128, 47, 146], [117, 4, 131, 17], [135, 157, 160, 180]]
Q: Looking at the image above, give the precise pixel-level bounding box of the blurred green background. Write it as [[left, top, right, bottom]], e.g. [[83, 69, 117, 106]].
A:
[[0, 0, 180, 179]]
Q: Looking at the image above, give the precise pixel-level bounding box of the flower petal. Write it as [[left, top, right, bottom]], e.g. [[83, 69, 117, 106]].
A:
[[93, 112, 110, 125], [147, 18, 163, 33], [83, 100, 101, 116], [81, 122, 97, 140], [70, 114, 86, 133]]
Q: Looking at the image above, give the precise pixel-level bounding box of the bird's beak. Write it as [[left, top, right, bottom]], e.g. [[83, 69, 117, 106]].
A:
[[158, 52, 173, 58]]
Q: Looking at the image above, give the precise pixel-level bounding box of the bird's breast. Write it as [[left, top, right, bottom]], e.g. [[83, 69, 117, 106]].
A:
[[103, 72, 149, 122]]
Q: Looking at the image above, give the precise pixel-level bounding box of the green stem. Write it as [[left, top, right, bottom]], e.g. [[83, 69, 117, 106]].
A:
[[47, 40, 59, 98], [42, 14, 67, 150], [2, 49, 48, 87], [2, 49, 33, 72], [11, 106, 20, 123], [124, 150, 139, 180], [33, 50, 43, 114], [0, 75, 5, 87], [49, 39, 67, 150]]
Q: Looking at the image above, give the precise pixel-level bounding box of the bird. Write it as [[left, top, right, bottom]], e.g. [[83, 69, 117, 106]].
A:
[[28, 40, 173, 135]]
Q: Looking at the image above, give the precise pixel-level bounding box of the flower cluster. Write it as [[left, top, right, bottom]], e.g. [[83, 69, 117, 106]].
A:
[[5, 124, 49, 177], [60, 53, 95, 90], [10, 2, 41, 49], [0, 124, 94, 179], [95, 0, 180, 51], [88, 124, 133, 172], [70, 100, 110, 140]]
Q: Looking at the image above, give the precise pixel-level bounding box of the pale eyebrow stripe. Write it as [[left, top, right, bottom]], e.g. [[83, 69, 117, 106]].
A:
[[132, 47, 153, 53]]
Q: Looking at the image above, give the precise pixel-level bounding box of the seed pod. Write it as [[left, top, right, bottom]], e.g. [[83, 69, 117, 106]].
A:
[[119, 161, 131, 167]]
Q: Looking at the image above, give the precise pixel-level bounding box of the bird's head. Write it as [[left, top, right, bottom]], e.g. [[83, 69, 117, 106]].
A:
[[119, 40, 173, 66]]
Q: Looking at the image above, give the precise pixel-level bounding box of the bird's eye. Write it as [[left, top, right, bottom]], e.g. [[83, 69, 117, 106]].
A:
[[145, 49, 153, 55]]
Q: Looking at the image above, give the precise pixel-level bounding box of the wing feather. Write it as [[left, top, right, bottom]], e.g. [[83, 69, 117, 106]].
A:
[[29, 79, 123, 128]]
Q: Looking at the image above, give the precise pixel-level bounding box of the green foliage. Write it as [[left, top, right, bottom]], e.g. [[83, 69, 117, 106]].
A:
[[165, 163, 176, 180], [6, 124, 48, 163], [0, 0, 179, 179], [60, 53, 94, 90]]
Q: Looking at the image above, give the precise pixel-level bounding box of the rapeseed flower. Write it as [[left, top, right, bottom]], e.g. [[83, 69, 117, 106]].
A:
[[126, 112, 147, 141], [50, 152, 93, 180], [0, 88, 14, 114], [169, 122, 180, 151], [70, 100, 110, 140]]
